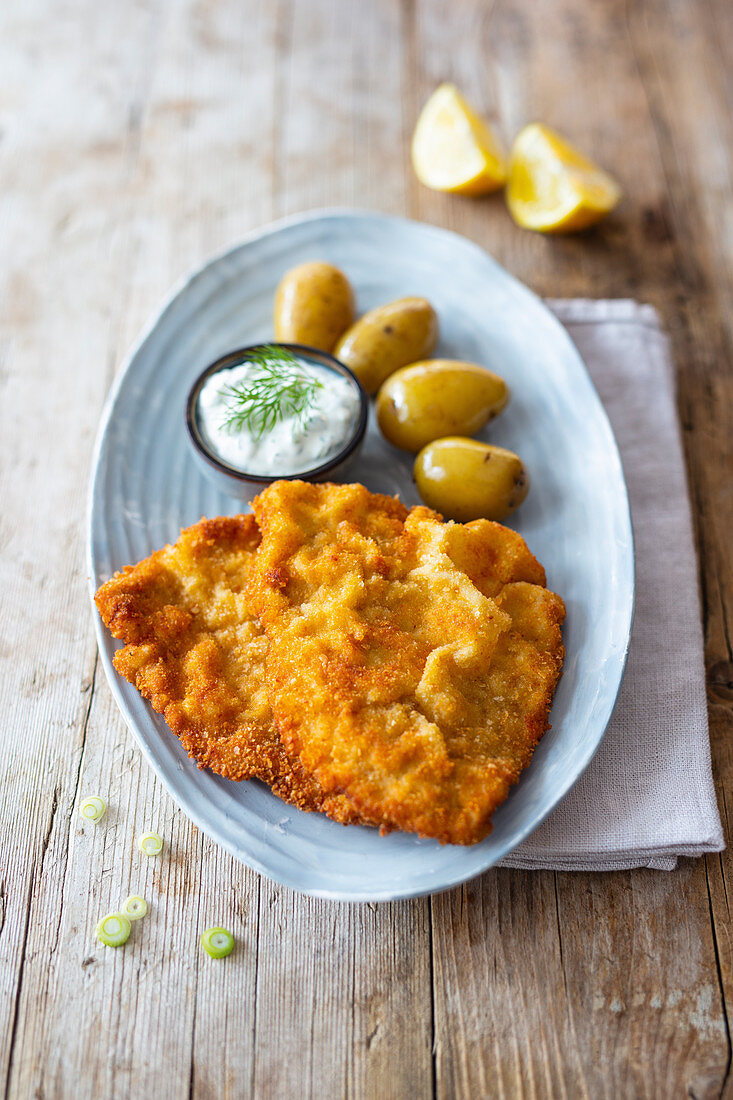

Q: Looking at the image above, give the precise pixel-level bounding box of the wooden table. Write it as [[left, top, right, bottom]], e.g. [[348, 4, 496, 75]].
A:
[[2, 0, 731, 1095]]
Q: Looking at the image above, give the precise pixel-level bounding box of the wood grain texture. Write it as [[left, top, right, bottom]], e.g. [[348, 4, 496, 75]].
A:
[[0, 0, 730, 1097]]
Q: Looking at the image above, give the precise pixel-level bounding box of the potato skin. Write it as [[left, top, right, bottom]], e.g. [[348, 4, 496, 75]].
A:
[[414, 437, 529, 522], [274, 261, 355, 352], [376, 360, 509, 452], [334, 297, 438, 394]]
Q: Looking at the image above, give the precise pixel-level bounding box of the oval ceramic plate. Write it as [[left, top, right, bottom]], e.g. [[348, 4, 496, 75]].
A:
[[88, 210, 633, 902]]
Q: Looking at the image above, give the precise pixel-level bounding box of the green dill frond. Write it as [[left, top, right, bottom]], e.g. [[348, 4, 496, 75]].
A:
[[219, 345, 323, 440]]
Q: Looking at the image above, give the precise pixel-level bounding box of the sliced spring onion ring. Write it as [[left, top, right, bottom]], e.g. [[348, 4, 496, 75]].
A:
[[138, 832, 163, 857], [121, 895, 148, 921], [96, 912, 131, 948], [80, 796, 106, 823], [201, 927, 235, 959]]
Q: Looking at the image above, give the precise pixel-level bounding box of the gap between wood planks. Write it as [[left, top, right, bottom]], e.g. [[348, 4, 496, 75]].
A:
[[704, 860, 732, 1095]]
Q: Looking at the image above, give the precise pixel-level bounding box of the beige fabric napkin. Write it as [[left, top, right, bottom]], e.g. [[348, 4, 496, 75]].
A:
[[499, 299, 724, 871]]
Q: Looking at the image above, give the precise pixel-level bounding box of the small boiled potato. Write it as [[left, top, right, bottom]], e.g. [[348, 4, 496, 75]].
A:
[[376, 360, 509, 452], [414, 437, 529, 522], [274, 261, 355, 352], [334, 297, 438, 394]]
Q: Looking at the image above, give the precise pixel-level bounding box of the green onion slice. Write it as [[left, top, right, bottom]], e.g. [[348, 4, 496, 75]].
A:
[[122, 895, 148, 921], [80, 796, 106, 823], [201, 927, 235, 958], [96, 912, 131, 948], [138, 832, 163, 857]]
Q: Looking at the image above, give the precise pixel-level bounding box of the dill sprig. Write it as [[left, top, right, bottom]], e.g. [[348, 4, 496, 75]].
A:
[[219, 345, 323, 440]]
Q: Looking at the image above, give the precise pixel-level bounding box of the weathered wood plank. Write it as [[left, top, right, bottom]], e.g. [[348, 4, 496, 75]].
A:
[[620, 4, 733, 1090], [250, 891, 432, 1099], [432, 872, 573, 1099], [623, 2, 733, 1093]]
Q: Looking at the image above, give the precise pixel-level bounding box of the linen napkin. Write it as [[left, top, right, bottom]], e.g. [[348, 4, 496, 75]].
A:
[[499, 299, 724, 871]]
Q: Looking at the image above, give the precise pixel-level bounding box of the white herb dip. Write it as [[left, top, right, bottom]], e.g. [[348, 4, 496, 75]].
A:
[[197, 356, 360, 476]]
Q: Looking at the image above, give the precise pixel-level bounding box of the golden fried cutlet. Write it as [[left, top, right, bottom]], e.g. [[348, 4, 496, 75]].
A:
[[94, 515, 367, 825], [250, 481, 565, 845]]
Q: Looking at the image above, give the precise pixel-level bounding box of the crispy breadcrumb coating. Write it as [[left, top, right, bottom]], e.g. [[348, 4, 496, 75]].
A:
[[250, 481, 565, 845], [94, 515, 367, 825]]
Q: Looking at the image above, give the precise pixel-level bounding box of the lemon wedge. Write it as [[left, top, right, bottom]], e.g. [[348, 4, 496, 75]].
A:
[[411, 84, 506, 195], [507, 123, 621, 233]]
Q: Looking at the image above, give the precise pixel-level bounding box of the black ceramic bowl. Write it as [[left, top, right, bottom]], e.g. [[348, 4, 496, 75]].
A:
[[185, 343, 369, 502]]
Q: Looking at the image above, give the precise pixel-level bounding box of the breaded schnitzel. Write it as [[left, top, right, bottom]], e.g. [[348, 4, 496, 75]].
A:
[[94, 515, 365, 825], [250, 481, 565, 845]]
